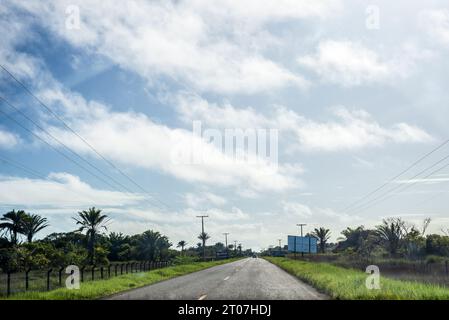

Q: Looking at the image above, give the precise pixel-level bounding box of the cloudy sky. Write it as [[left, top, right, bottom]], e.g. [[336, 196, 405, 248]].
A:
[[1, 0, 449, 250]]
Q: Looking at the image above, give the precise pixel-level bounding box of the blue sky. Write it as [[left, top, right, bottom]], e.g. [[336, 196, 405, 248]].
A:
[[1, 1, 449, 250]]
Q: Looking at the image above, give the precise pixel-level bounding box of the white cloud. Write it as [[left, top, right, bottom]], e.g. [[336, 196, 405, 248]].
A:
[[420, 9, 449, 47], [281, 201, 363, 232], [298, 40, 391, 86], [175, 93, 272, 129], [394, 175, 449, 185], [39, 88, 300, 193], [282, 201, 313, 218], [279, 107, 434, 152], [297, 39, 436, 87], [184, 192, 227, 208], [0, 129, 21, 149], [176, 95, 434, 152], [6, 0, 332, 94], [0, 173, 144, 208]]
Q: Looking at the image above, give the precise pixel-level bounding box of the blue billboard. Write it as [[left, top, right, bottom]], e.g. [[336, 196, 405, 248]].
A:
[[287, 236, 317, 253]]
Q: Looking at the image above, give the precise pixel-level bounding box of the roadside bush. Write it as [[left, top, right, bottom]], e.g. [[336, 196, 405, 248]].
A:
[[172, 255, 199, 265]]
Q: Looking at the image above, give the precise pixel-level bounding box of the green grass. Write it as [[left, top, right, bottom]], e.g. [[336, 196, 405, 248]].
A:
[[265, 257, 449, 300], [3, 259, 240, 300]]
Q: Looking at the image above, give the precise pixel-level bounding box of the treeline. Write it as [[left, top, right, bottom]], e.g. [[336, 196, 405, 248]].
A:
[[334, 218, 449, 259], [0, 207, 250, 273], [0, 207, 174, 272], [289, 218, 449, 260]]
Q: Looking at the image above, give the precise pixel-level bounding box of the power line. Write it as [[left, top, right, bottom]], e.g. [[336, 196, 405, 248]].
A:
[[0, 96, 141, 196], [0, 106, 162, 209], [0, 64, 171, 210], [342, 139, 449, 213], [347, 152, 449, 214], [0, 154, 98, 205]]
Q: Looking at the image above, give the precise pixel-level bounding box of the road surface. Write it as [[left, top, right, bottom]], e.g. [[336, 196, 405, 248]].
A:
[[108, 258, 327, 300]]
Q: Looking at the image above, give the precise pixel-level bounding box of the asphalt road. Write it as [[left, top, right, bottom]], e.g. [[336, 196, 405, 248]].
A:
[[108, 258, 327, 300]]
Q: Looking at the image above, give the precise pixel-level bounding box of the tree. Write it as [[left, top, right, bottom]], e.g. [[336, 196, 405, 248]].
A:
[[73, 207, 109, 264], [0, 210, 27, 245], [312, 227, 331, 253], [177, 240, 187, 255], [376, 218, 405, 256], [426, 234, 449, 256], [107, 232, 131, 261], [22, 214, 49, 243], [136, 230, 171, 261], [198, 232, 210, 260], [422, 218, 431, 236], [198, 232, 210, 244]]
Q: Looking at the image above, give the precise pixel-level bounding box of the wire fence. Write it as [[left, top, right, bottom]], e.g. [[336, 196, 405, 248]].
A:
[[0, 261, 170, 297]]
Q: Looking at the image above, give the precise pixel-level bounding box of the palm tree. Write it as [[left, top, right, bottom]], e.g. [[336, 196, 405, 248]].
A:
[[312, 227, 331, 253], [0, 210, 28, 245], [177, 240, 187, 255], [107, 232, 130, 261], [22, 214, 49, 242], [137, 230, 162, 261], [73, 207, 109, 264], [376, 218, 405, 256], [198, 232, 210, 260], [198, 232, 210, 245]]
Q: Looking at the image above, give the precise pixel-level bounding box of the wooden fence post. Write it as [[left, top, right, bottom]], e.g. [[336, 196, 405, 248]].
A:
[[47, 269, 53, 291], [25, 268, 31, 291], [92, 265, 96, 281], [81, 266, 85, 282], [58, 267, 65, 286], [6, 272, 11, 297]]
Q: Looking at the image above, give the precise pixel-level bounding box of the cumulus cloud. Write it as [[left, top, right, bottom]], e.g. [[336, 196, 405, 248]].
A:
[[297, 40, 391, 86], [297, 40, 432, 87], [176, 95, 434, 152], [0, 173, 144, 208], [184, 192, 228, 208], [0, 129, 21, 149], [4, 0, 337, 94], [279, 107, 434, 152], [37, 88, 300, 193], [282, 201, 363, 227], [282, 201, 313, 218]]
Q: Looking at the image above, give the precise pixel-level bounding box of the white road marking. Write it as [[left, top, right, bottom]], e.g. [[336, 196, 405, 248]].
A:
[[224, 276, 230, 281], [198, 294, 207, 300]]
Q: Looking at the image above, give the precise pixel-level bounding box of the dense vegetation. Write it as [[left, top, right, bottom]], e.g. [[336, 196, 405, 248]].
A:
[[266, 257, 449, 300], [0, 207, 248, 273], [266, 217, 449, 262]]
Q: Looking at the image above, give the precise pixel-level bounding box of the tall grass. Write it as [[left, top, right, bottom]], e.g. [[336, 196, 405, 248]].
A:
[[4, 259, 240, 300], [266, 257, 449, 300]]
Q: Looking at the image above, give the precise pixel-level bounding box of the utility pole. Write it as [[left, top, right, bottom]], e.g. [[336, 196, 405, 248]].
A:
[[197, 215, 209, 261], [234, 240, 237, 255], [297, 224, 307, 257], [223, 233, 229, 257]]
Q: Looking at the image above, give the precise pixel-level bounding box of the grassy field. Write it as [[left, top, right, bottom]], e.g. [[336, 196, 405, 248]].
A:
[[266, 257, 449, 300], [3, 259, 239, 300]]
